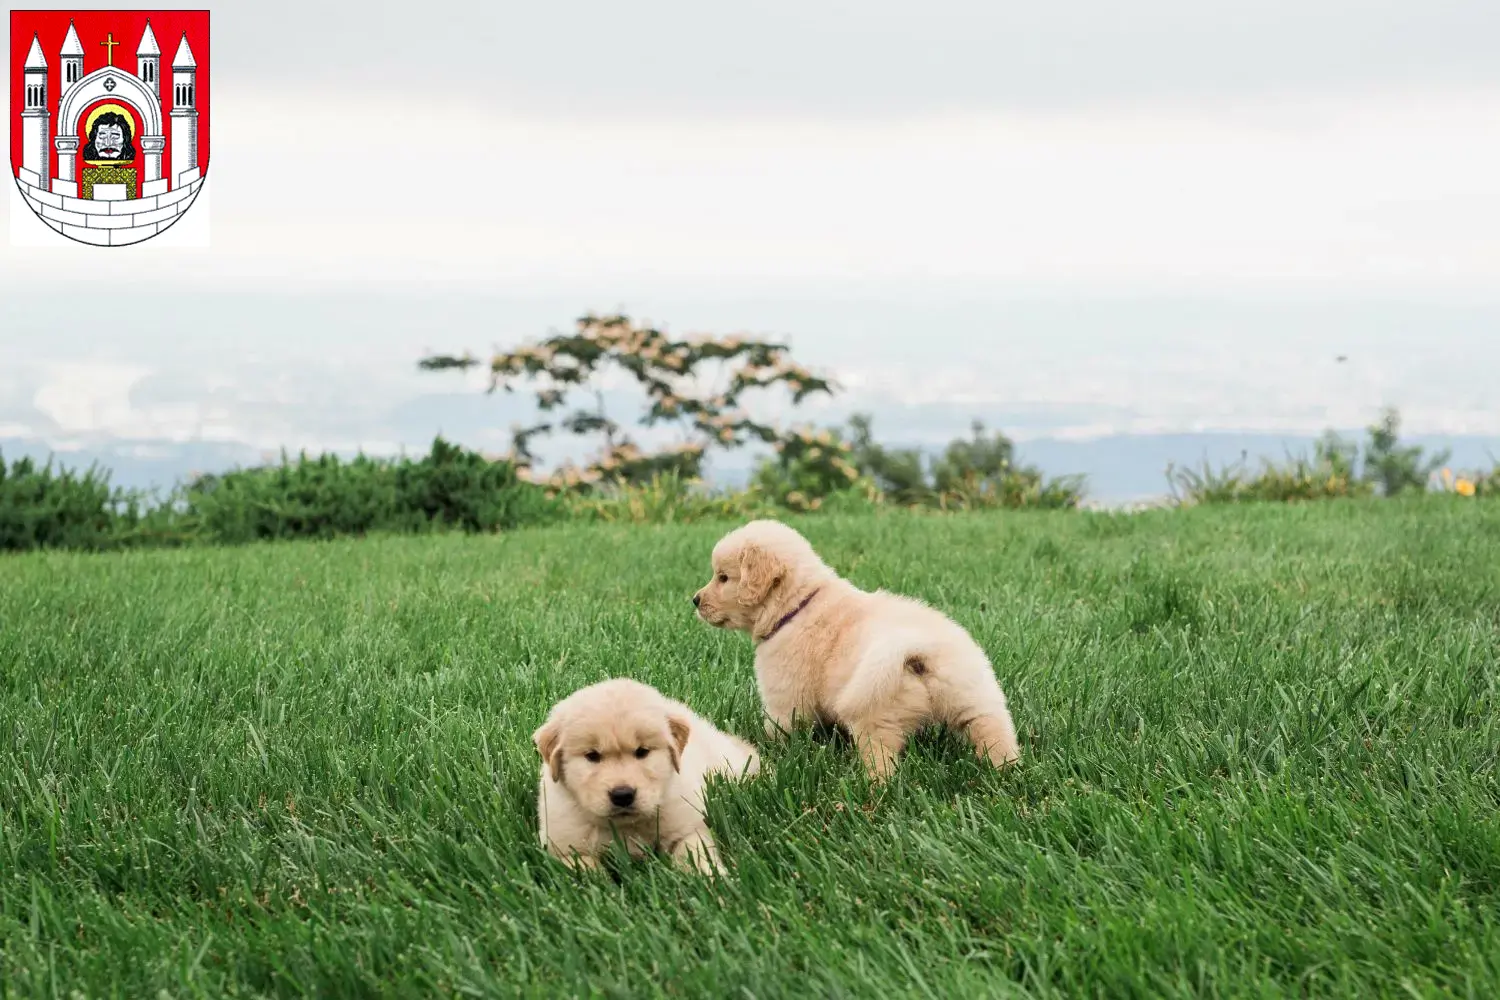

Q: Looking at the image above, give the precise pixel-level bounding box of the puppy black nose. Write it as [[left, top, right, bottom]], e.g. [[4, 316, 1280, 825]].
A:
[[608, 786, 636, 808], [692, 593, 701, 607]]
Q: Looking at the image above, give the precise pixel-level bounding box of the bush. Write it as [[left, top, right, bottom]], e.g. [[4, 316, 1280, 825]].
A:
[[751, 425, 877, 512], [845, 414, 931, 505], [0, 452, 184, 553], [1362, 407, 1448, 497], [558, 472, 778, 524], [1168, 412, 1466, 506], [1436, 465, 1500, 499], [183, 438, 558, 543], [1169, 432, 1374, 505], [839, 415, 1084, 510]]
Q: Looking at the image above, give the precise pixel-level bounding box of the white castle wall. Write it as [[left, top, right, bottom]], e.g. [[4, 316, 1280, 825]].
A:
[[13, 169, 203, 246]]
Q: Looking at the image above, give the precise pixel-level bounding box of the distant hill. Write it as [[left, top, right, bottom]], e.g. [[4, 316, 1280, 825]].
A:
[[6, 431, 1494, 505]]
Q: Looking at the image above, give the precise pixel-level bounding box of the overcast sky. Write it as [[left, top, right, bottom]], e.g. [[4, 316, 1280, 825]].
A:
[[4, 0, 1498, 474]]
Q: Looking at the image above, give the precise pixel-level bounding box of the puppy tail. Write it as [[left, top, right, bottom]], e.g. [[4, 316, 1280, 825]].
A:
[[832, 630, 935, 722]]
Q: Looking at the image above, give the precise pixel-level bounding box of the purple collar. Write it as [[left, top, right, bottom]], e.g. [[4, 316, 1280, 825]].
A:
[[757, 588, 820, 644]]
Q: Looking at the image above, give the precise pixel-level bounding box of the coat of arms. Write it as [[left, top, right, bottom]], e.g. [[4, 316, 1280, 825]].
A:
[[10, 9, 208, 247]]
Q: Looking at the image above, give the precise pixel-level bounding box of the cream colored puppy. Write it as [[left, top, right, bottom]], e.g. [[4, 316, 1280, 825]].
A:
[[694, 519, 1020, 780], [532, 678, 759, 874]]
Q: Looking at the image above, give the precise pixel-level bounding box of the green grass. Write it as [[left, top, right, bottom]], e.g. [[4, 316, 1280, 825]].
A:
[[2, 501, 1498, 998]]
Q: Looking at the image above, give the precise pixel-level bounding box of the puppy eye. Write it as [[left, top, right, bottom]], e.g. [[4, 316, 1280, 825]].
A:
[[717, 573, 728, 583], [584, 750, 601, 763], [634, 747, 650, 759]]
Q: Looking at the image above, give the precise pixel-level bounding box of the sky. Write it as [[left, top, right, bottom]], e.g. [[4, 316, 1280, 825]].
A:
[[4, 1, 1499, 496]]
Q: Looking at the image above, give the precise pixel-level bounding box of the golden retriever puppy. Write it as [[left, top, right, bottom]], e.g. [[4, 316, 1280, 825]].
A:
[[532, 678, 759, 874], [694, 519, 1020, 780]]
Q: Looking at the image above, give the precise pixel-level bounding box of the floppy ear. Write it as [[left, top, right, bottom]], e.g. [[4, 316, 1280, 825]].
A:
[[737, 543, 783, 606], [666, 715, 691, 773], [533, 721, 565, 783]]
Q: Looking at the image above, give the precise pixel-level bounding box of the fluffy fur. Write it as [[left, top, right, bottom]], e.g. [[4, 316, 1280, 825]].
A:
[[533, 678, 759, 874], [694, 519, 1020, 780]]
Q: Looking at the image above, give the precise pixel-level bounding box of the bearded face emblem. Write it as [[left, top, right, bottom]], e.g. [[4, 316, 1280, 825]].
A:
[[83, 112, 136, 161]]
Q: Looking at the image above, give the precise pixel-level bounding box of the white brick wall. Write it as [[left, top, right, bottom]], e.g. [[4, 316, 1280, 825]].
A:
[[60, 195, 112, 216], [17, 168, 204, 246], [83, 213, 138, 230], [109, 194, 158, 215], [111, 224, 158, 246], [131, 204, 180, 227], [41, 204, 88, 227], [158, 184, 195, 208], [61, 223, 110, 246]]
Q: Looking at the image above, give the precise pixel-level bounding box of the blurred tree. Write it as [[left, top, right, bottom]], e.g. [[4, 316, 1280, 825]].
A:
[[421, 313, 835, 489], [1361, 407, 1448, 497]]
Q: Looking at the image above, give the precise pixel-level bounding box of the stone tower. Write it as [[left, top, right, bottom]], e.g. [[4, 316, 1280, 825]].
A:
[[170, 31, 200, 187], [20, 35, 51, 188]]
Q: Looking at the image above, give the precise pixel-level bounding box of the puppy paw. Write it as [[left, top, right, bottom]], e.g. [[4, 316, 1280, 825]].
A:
[[671, 834, 725, 876], [763, 716, 794, 740]]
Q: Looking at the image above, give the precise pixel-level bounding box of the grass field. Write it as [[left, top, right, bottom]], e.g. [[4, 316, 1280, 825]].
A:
[[2, 502, 1498, 998]]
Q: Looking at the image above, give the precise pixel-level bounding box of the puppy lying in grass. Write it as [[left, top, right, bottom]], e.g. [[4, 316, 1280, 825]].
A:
[[694, 519, 1020, 781], [532, 678, 759, 874]]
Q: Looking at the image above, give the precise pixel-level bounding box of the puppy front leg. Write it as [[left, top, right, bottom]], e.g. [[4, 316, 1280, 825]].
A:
[[760, 690, 804, 740], [763, 709, 798, 740], [671, 830, 725, 875], [547, 842, 601, 871]]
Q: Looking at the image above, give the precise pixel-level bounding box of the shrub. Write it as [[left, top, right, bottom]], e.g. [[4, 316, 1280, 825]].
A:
[[846, 414, 931, 505], [753, 416, 1083, 511], [182, 438, 559, 543], [1168, 432, 1374, 505], [0, 452, 182, 553], [1436, 465, 1500, 499], [751, 425, 878, 512], [929, 421, 1084, 510], [1166, 412, 1464, 507], [558, 472, 778, 524], [1362, 407, 1449, 497]]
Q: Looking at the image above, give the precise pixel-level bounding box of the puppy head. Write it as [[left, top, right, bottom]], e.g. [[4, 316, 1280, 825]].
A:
[[533, 679, 692, 822], [694, 519, 824, 631]]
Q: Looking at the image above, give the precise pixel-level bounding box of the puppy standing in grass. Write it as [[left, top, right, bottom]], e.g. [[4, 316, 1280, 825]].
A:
[[533, 678, 759, 874], [694, 519, 1020, 780]]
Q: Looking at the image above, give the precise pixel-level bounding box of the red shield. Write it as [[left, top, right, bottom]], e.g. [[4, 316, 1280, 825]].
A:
[[10, 9, 209, 247]]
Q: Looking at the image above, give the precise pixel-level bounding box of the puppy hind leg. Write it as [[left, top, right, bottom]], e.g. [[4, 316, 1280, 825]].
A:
[[925, 652, 1021, 770], [960, 700, 1020, 769], [968, 714, 1020, 768]]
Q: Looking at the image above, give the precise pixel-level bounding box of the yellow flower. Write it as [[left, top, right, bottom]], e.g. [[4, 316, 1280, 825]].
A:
[[1442, 467, 1454, 487], [1456, 478, 1476, 497]]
